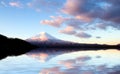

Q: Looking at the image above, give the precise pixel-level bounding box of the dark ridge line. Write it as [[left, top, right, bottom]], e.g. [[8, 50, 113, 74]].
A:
[[0, 34, 38, 60]]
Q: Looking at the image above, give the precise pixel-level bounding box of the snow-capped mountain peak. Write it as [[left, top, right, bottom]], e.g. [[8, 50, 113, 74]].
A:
[[27, 32, 58, 41], [26, 32, 73, 47]]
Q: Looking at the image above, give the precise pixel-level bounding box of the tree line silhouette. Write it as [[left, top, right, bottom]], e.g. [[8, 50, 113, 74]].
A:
[[0, 34, 37, 60], [29, 41, 120, 49]]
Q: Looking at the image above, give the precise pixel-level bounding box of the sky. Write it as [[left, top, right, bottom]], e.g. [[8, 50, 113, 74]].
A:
[[0, 0, 120, 45]]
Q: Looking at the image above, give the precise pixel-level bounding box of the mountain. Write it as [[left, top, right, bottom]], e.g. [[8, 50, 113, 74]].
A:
[[26, 32, 70, 45], [26, 32, 75, 48], [27, 32, 58, 41], [26, 32, 120, 49]]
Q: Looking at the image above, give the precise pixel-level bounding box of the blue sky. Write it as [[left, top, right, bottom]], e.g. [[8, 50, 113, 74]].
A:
[[0, 0, 120, 45]]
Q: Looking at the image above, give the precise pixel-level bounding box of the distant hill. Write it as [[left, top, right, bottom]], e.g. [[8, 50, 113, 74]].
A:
[[0, 34, 37, 60], [26, 32, 120, 49]]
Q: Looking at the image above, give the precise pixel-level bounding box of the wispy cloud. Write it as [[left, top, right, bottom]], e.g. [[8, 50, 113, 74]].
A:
[[0, 1, 7, 7], [9, 1, 22, 8], [40, 16, 66, 27], [27, 0, 63, 12], [75, 32, 91, 38]]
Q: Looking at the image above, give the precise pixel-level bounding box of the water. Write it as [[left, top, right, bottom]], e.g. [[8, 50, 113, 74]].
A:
[[0, 49, 120, 74]]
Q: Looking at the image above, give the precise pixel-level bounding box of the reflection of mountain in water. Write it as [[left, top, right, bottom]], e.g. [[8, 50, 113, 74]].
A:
[[27, 48, 70, 62], [27, 49, 120, 74]]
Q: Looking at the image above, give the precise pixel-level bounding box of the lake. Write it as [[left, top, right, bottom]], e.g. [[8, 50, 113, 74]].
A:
[[0, 49, 120, 74]]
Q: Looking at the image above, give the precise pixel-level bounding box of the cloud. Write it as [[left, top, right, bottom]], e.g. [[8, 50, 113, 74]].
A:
[[38, 51, 120, 74], [96, 65, 107, 71], [76, 56, 91, 61], [40, 16, 66, 27], [96, 36, 101, 39], [59, 59, 76, 69], [39, 64, 119, 74], [9, 1, 22, 8], [66, 18, 87, 30], [61, 0, 120, 30], [39, 67, 64, 74], [38, 0, 120, 39], [62, 0, 103, 20], [27, 0, 63, 12], [27, 53, 49, 63], [62, 0, 120, 23], [96, 23, 108, 30], [59, 26, 76, 35], [108, 70, 120, 74], [75, 32, 91, 38], [58, 56, 91, 69], [0, 1, 7, 7]]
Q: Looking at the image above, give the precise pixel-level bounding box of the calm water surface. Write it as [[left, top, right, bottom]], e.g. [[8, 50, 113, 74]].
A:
[[0, 49, 120, 74]]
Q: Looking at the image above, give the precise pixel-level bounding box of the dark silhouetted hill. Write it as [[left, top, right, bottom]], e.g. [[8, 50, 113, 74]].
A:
[[0, 34, 38, 60], [27, 40, 120, 49]]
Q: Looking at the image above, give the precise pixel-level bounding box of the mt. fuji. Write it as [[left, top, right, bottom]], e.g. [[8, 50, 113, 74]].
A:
[[26, 32, 71, 47], [26, 32, 58, 41]]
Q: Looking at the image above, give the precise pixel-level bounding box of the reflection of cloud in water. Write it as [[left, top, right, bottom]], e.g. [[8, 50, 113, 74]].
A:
[[59, 59, 76, 69], [27, 49, 70, 62], [27, 53, 49, 62], [27, 49, 120, 74]]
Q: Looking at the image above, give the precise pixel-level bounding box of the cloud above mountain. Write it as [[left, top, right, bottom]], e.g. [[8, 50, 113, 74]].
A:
[[27, 0, 63, 12], [75, 32, 91, 38], [0, 0, 120, 39], [40, 16, 66, 27], [62, 0, 120, 23], [9, 1, 22, 8], [59, 26, 76, 35], [39, 0, 120, 39]]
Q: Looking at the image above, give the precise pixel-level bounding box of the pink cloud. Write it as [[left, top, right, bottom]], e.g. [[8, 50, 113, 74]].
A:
[[9, 2, 22, 8], [59, 26, 76, 35], [59, 59, 76, 69], [62, 0, 81, 16], [40, 16, 66, 27], [27, 53, 49, 62], [39, 67, 64, 74]]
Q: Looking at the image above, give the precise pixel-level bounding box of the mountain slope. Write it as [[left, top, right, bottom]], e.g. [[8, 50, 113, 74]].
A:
[[27, 32, 58, 41], [26, 32, 68, 43], [26, 32, 73, 47]]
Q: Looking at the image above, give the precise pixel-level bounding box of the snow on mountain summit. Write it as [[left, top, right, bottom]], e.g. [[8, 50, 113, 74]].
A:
[[27, 32, 58, 41]]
